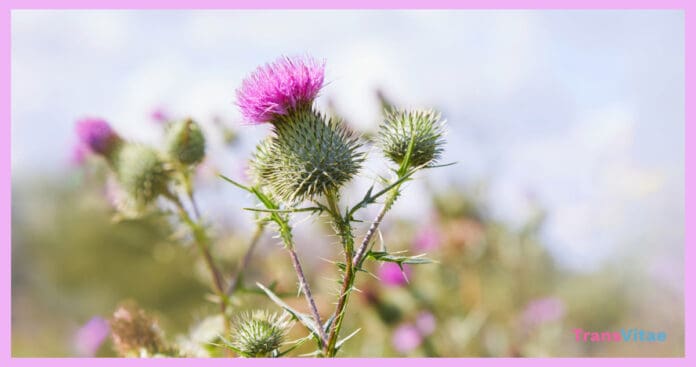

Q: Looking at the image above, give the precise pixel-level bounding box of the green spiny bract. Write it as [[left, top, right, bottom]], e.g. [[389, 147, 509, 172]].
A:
[[227, 310, 293, 357], [115, 144, 172, 205], [250, 107, 364, 204], [165, 118, 206, 165], [378, 108, 446, 168]]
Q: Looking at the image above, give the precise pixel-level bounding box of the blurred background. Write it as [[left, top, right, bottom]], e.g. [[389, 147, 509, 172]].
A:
[[11, 10, 684, 357]]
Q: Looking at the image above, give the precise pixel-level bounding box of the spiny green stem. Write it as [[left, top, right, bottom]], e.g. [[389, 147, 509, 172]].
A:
[[353, 189, 400, 268], [323, 190, 356, 356]]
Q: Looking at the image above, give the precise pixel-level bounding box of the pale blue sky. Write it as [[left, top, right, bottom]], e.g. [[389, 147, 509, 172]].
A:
[[11, 10, 684, 275]]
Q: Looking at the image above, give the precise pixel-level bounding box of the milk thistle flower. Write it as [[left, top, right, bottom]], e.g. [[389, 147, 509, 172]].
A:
[[75, 118, 122, 157], [241, 56, 362, 203], [236, 56, 325, 124]]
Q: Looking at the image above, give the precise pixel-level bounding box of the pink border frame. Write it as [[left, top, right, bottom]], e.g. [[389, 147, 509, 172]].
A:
[[1, 0, 691, 365]]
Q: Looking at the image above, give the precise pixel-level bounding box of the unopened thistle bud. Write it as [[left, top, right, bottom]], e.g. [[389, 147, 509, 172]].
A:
[[75, 118, 122, 158], [250, 107, 363, 203], [165, 118, 206, 165], [115, 144, 171, 205], [378, 109, 446, 168], [226, 310, 292, 357], [110, 303, 169, 357]]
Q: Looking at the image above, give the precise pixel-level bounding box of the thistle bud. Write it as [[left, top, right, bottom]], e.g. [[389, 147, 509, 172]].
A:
[[75, 118, 122, 158], [165, 118, 206, 165], [378, 109, 445, 168], [250, 107, 363, 203], [226, 310, 292, 357], [114, 144, 171, 205], [109, 302, 169, 357]]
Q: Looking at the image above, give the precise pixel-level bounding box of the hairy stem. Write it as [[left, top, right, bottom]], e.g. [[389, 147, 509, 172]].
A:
[[325, 187, 400, 356], [286, 245, 328, 346], [324, 190, 355, 356]]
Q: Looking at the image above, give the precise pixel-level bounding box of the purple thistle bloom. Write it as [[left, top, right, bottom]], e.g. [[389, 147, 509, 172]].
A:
[[236, 56, 325, 124], [392, 323, 423, 354], [73, 317, 110, 357], [378, 262, 412, 287], [75, 118, 119, 155]]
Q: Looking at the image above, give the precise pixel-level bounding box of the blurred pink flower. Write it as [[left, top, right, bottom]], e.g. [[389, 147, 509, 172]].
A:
[[73, 317, 110, 357], [236, 55, 325, 124], [520, 297, 566, 328], [378, 262, 411, 287], [414, 225, 441, 251], [415, 311, 436, 336], [150, 107, 170, 124], [392, 324, 422, 354]]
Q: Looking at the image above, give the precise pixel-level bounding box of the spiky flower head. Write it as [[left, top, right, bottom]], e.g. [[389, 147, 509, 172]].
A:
[[236, 56, 325, 124], [114, 144, 171, 205], [378, 109, 446, 168], [227, 310, 293, 357], [165, 118, 206, 165], [250, 107, 363, 203], [75, 118, 122, 157], [110, 302, 168, 357]]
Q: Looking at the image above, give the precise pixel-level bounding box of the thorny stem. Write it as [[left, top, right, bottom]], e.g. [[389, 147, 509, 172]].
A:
[[286, 245, 328, 347], [353, 189, 399, 268], [324, 190, 356, 356], [325, 186, 400, 356], [226, 222, 265, 295]]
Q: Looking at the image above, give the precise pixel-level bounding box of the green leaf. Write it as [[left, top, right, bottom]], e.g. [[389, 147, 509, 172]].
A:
[[367, 251, 436, 265], [335, 328, 361, 351], [256, 282, 323, 340]]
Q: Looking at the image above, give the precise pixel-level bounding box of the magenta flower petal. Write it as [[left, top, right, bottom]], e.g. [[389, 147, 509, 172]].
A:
[[392, 324, 422, 354], [73, 317, 110, 357], [75, 118, 119, 155], [236, 55, 325, 124], [378, 262, 412, 287]]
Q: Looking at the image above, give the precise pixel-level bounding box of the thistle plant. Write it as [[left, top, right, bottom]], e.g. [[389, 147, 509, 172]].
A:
[[222, 55, 448, 357], [74, 54, 447, 358]]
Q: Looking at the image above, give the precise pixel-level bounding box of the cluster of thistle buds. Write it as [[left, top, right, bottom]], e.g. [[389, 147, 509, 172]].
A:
[[75, 116, 206, 214]]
